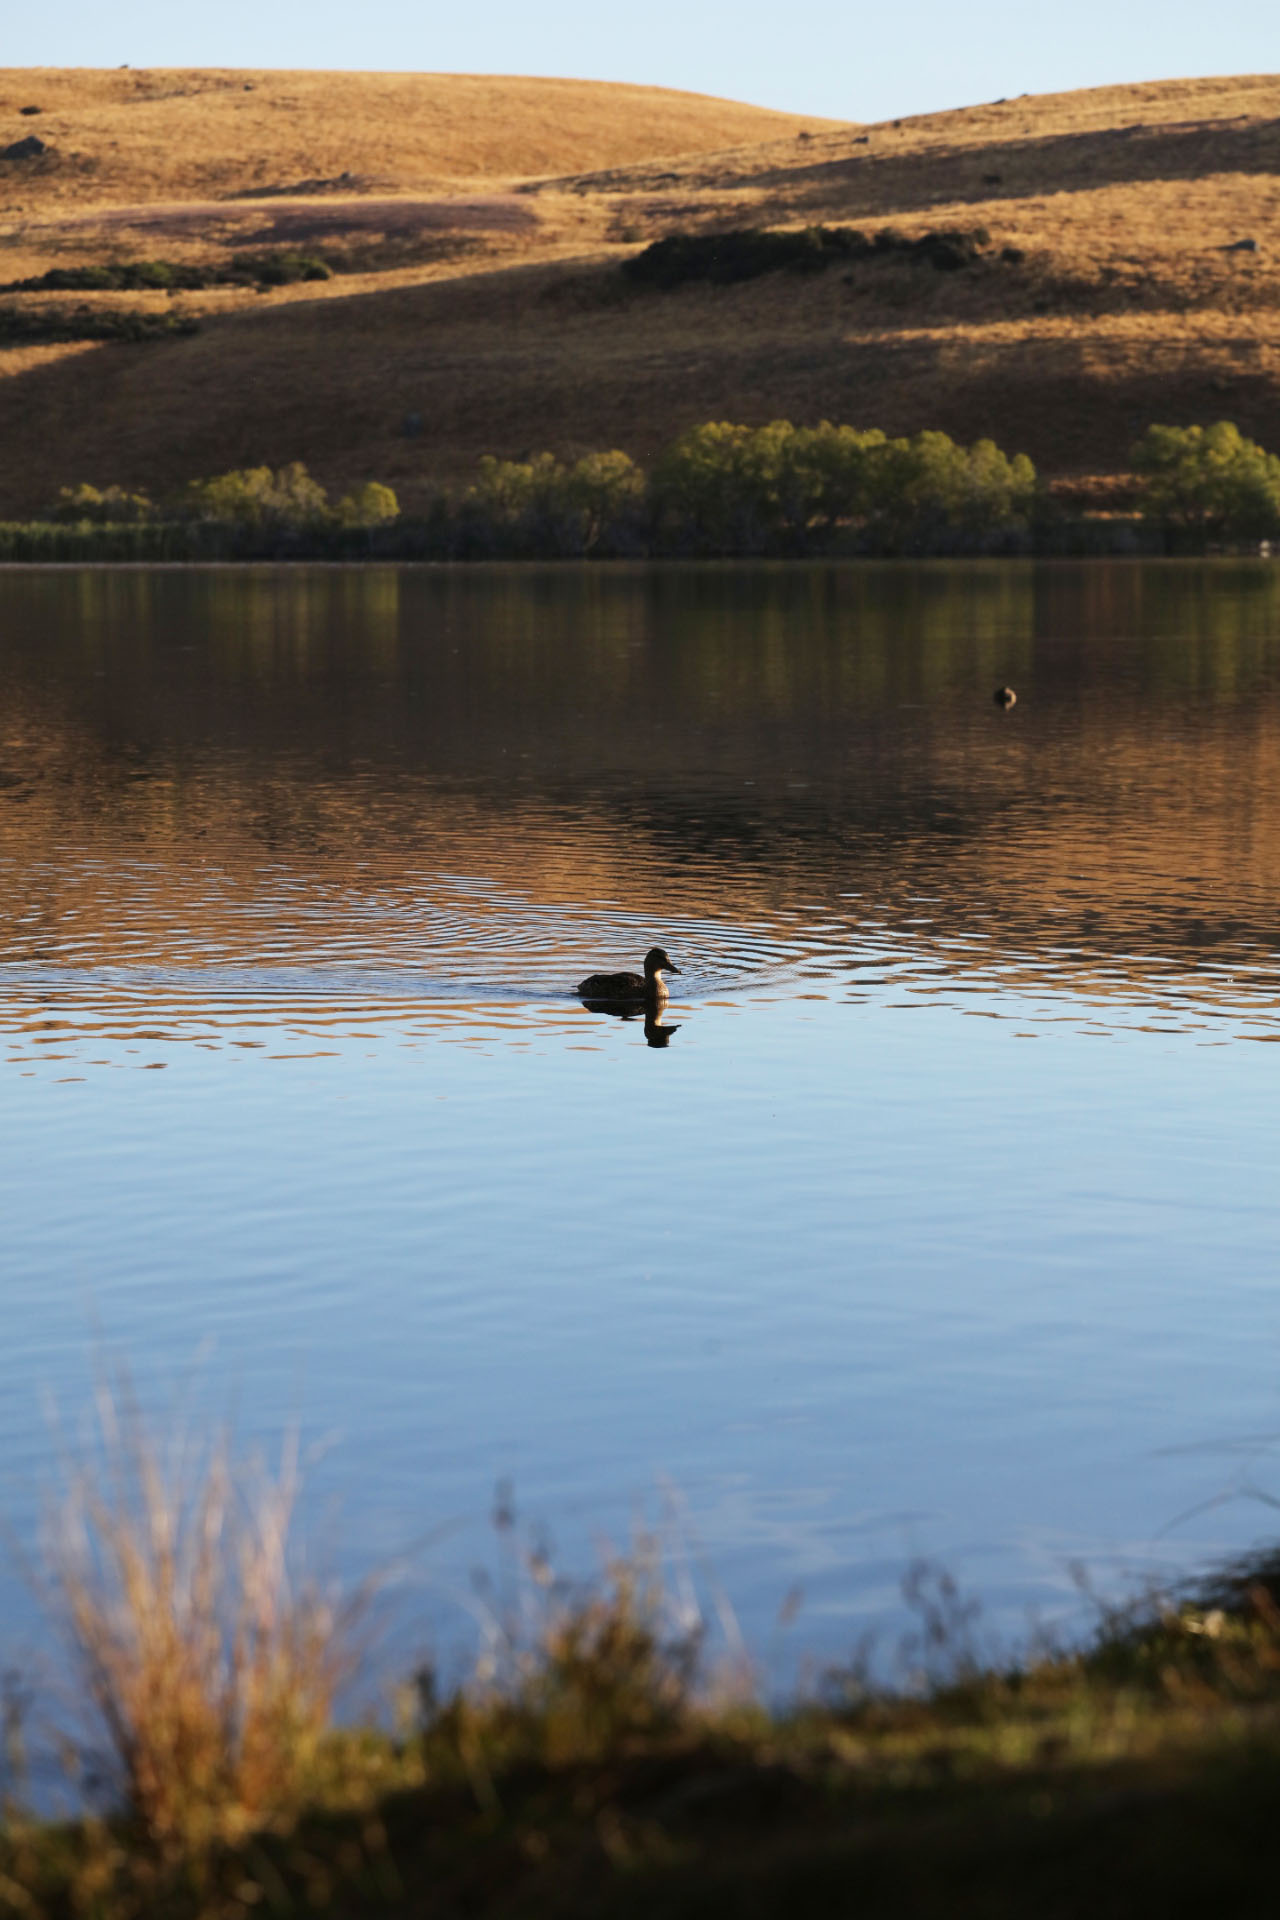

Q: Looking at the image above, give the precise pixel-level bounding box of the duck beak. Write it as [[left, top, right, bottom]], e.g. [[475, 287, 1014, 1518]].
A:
[[666, 962, 682, 975]]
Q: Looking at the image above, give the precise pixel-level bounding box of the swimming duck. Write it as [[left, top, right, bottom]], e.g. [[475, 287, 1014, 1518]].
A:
[[576, 946, 681, 1003]]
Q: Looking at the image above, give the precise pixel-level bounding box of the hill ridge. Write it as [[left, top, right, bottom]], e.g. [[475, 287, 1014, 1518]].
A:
[[0, 70, 1277, 513]]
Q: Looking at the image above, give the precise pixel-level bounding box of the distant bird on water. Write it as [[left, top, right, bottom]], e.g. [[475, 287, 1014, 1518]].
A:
[[577, 946, 681, 1004], [994, 686, 1017, 707]]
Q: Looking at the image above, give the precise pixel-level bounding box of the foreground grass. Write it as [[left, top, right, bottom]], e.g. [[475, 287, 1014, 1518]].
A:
[[10, 1589, 1280, 1917], [6, 1406, 1280, 1916]]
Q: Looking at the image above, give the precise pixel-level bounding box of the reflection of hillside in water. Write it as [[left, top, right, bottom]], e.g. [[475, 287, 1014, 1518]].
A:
[[1, 560, 1279, 1051]]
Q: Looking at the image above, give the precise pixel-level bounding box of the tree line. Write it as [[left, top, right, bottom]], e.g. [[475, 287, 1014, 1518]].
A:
[[0, 421, 1276, 563]]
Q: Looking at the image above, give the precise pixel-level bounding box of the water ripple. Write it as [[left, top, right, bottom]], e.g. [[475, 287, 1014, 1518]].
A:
[[3, 873, 1278, 1071]]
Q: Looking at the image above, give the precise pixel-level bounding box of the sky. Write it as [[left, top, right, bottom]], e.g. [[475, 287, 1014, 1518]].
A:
[[3, 0, 1275, 124]]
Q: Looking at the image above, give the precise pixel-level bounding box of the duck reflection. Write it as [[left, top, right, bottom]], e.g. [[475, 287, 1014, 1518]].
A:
[[643, 1012, 680, 1049], [575, 945, 683, 1046], [579, 998, 682, 1048]]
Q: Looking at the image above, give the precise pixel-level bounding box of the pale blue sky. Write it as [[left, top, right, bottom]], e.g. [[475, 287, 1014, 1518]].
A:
[[3, 0, 1274, 124]]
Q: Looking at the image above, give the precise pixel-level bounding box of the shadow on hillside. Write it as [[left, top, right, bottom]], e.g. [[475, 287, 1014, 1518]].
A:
[[563, 116, 1280, 222], [1, 243, 1280, 509]]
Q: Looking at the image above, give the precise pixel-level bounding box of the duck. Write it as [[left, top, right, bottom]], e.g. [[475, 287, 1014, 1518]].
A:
[[576, 946, 681, 1004]]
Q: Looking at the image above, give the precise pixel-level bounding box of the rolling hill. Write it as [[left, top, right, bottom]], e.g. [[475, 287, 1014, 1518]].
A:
[[0, 69, 1277, 515]]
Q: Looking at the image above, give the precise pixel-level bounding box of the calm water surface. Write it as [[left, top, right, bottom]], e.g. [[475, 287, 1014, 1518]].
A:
[[2, 560, 1279, 1684]]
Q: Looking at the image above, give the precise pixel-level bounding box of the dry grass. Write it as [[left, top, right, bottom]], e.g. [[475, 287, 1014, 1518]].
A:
[[0, 70, 1278, 512], [0, 69, 836, 210], [39, 1384, 361, 1852], [12, 1388, 1280, 1914], [11, 1440, 1280, 1918]]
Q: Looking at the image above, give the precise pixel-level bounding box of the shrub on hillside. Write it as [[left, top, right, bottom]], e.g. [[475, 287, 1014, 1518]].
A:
[[5, 254, 333, 296], [625, 227, 871, 288], [1131, 422, 1280, 540], [10, 264, 121, 292], [623, 226, 991, 290], [0, 305, 199, 344], [227, 251, 332, 288]]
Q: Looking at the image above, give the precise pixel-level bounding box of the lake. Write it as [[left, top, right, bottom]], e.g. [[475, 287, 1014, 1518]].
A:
[[2, 559, 1279, 1696]]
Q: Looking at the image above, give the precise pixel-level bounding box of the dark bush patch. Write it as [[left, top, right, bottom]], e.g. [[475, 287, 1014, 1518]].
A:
[[3, 252, 331, 296], [3, 260, 211, 293], [623, 225, 993, 290], [226, 249, 332, 287], [226, 172, 362, 199], [913, 229, 990, 270], [0, 305, 199, 345], [1, 134, 47, 160], [624, 227, 871, 287]]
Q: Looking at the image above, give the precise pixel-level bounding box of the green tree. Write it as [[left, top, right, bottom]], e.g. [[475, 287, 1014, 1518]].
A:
[[53, 483, 154, 524], [1132, 422, 1280, 539], [335, 481, 399, 528], [562, 450, 646, 552], [184, 463, 331, 529], [463, 451, 644, 555], [649, 422, 798, 550], [650, 421, 1033, 552], [863, 432, 1035, 546]]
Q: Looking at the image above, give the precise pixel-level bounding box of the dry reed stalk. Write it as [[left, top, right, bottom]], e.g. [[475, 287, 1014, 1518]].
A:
[[434, 1489, 757, 1772], [41, 1383, 359, 1851]]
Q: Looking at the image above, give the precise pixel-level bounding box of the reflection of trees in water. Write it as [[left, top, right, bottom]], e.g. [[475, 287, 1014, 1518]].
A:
[[2, 561, 1280, 1009]]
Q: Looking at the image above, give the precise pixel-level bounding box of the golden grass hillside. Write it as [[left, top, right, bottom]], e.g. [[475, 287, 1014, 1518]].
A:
[[0, 68, 838, 205], [0, 70, 1278, 514]]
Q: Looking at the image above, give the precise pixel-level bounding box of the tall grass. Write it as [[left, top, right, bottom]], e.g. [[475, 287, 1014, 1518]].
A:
[[425, 1519, 713, 1777], [13, 1396, 1280, 1915], [40, 1386, 361, 1851], [31, 1399, 717, 1850]]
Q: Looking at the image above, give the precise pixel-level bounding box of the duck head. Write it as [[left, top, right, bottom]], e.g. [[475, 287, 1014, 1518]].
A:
[[643, 946, 681, 980]]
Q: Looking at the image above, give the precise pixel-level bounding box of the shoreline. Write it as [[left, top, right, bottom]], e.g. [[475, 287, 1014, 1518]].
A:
[[0, 540, 1274, 569], [6, 1535, 1280, 1917]]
